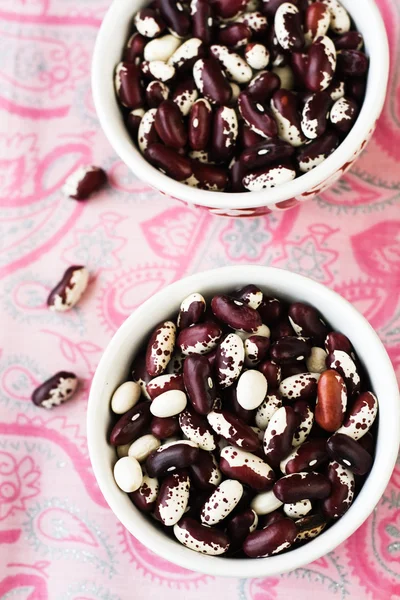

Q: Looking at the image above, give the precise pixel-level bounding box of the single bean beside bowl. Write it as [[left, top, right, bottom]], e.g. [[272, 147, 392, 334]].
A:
[[108, 285, 378, 558], [114, 0, 369, 193]]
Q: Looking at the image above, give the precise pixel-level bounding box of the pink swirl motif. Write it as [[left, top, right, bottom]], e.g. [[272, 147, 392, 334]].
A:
[[0, 452, 40, 521], [118, 524, 209, 588]]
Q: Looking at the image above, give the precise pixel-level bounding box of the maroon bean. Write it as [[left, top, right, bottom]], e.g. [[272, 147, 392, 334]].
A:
[[301, 91, 331, 140], [188, 98, 212, 151], [224, 386, 255, 424], [207, 410, 260, 452], [281, 438, 328, 474], [190, 160, 230, 191], [227, 508, 258, 550], [146, 440, 200, 477], [173, 516, 230, 555], [346, 78, 366, 102], [205, 346, 218, 371], [47, 265, 89, 311], [240, 139, 295, 172], [172, 77, 199, 115], [158, 0, 191, 37], [211, 295, 262, 332], [296, 130, 339, 172], [210, 0, 247, 20], [154, 100, 187, 149], [247, 71, 281, 104], [280, 362, 307, 379], [270, 336, 311, 364], [326, 350, 361, 396], [31, 371, 78, 409], [183, 354, 217, 415], [327, 433, 372, 475], [304, 3, 330, 44], [109, 403, 151, 446], [305, 35, 336, 92], [263, 406, 300, 467], [315, 369, 347, 432], [334, 31, 364, 51], [147, 144, 192, 181], [288, 302, 329, 340], [191, 0, 215, 45], [218, 23, 252, 48], [177, 293, 206, 329], [322, 461, 355, 519], [258, 298, 283, 326], [330, 96, 358, 133], [211, 106, 238, 163], [273, 472, 331, 503], [358, 431, 375, 455], [270, 90, 305, 147], [258, 360, 281, 390], [130, 473, 159, 513], [245, 335, 270, 366], [238, 123, 265, 149], [220, 446, 275, 491], [178, 322, 223, 357], [115, 62, 145, 109], [233, 284, 263, 309], [147, 373, 185, 399], [146, 80, 170, 108], [274, 2, 305, 52], [229, 158, 247, 193], [193, 58, 232, 105], [238, 91, 278, 139], [131, 353, 152, 399], [190, 450, 221, 490], [124, 32, 146, 64], [134, 8, 166, 38], [150, 415, 180, 439], [260, 510, 285, 528], [243, 518, 298, 557], [296, 513, 327, 541], [325, 331, 354, 356], [126, 109, 144, 139], [337, 49, 369, 76], [291, 51, 309, 84]]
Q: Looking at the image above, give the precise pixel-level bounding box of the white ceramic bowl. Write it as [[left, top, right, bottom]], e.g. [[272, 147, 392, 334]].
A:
[[87, 265, 400, 578], [92, 0, 389, 217]]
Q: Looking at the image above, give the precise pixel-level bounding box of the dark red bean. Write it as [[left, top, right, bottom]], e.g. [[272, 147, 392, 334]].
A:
[[146, 80, 170, 108], [322, 461, 355, 519], [238, 123, 265, 149], [183, 355, 217, 415], [281, 438, 328, 474], [334, 31, 364, 51], [296, 130, 339, 172], [346, 78, 366, 102], [124, 32, 146, 64], [227, 508, 258, 551], [177, 294, 206, 329], [211, 294, 262, 332], [224, 386, 256, 424], [154, 100, 187, 149], [171, 77, 199, 115], [337, 50, 369, 77], [109, 403, 151, 446], [150, 415, 180, 439], [243, 518, 298, 557], [190, 162, 229, 191], [126, 109, 144, 139], [260, 510, 285, 528], [31, 371, 78, 409], [291, 51, 309, 84], [245, 335, 270, 366], [270, 89, 305, 147], [305, 35, 336, 92], [325, 331, 354, 356], [188, 98, 212, 151], [270, 336, 311, 364], [274, 2, 305, 52], [147, 373, 185, 399], [218, 23, 252, 48], [130, 474, 159, 513], [327, 433, 373, 475], [173, 516, 230, 554], [258, 298, 283, 325], [178, 322, 223, 356], [304, 3, 330, 44], [233, 284, 263, 308], [190, 450, 221, 490], [193, 58, 232, 106], [146, 441, 200, 477], [240, 139, 295, 171], [220, 446, 275, 491], [131, 353, 152, 398], [211, 106, 238, 163], [210, 0, 247, 20], [191, 0, 215, 45], [247, 71, 281, 104], [273, 472, 331, 503], [358, 431, 375, 455], [258, 360, 281, 389], [288, 302, 329, 341], [330, 96, 358, 134], [158, 0, 191, 37], [147, 144, 192, 181], [315, 369, 347, 432], [280, 362, 308, 379], [238, 91, 278, 139], [301, 91, 332, 140], [229, 159, 247, 193], [263, 406, 300, 467], [115, 62, 145, 109]]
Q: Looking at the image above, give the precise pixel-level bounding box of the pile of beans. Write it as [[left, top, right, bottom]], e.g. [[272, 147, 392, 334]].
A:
[[109, 285, 378, 558], [115, 0, 369, 193]]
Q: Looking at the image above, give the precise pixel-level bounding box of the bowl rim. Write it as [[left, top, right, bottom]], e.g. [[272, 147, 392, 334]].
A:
[[92, 0, 390, 210], [87, 265, 400, 578]]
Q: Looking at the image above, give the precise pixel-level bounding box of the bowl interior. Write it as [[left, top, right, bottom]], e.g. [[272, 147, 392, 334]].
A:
[[92, 0, 389, 209], [87, 266, 400, 578]]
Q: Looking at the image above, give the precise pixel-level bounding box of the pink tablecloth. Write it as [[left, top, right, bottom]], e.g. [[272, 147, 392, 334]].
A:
[[1, 1, 400, 598]]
